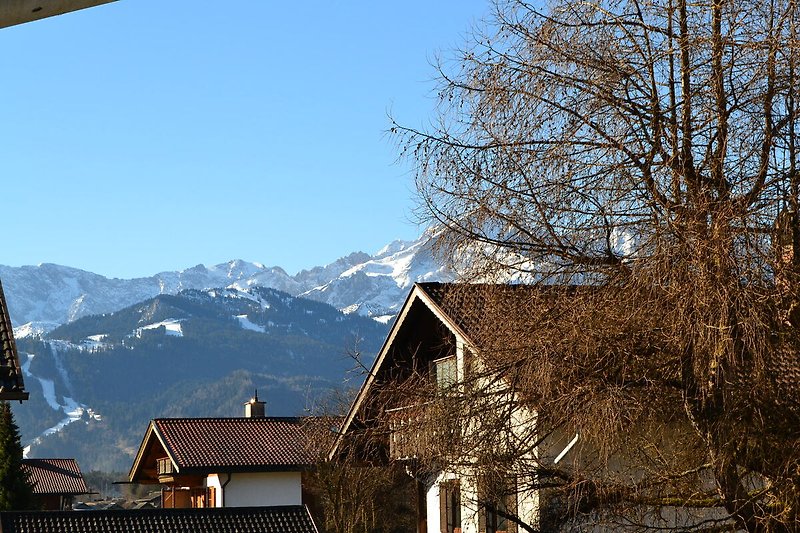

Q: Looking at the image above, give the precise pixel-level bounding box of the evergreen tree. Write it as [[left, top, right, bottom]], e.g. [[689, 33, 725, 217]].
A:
[[0, 402, 35, 510]]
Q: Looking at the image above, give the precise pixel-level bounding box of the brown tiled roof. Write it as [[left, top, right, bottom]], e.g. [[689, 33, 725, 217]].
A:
[[416, 282, 573, 347], [22, 458, 89, 495], [0, 505, 319, 533], [154, 417, 314, 472], [0, 280, 27, 401]]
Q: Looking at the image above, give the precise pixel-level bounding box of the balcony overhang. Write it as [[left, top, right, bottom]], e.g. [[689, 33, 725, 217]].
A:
[[0, 0, 117, 29]]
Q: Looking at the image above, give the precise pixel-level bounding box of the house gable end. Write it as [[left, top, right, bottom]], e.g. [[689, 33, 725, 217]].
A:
[[128, 423, 177, 483], [330, 283, 473, 459]]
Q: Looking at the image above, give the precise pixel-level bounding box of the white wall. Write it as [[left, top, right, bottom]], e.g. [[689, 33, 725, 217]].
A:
[[426, 475, 441, 533], [206, 471, 302, 507], [425, 334, 540, 533], [426, 472, 480, 533]]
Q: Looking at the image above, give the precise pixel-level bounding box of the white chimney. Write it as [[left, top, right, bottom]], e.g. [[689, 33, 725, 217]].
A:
[[244, 390, 266, 418]]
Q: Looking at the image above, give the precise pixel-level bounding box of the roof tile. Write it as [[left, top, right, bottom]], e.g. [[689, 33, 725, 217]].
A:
[[154, 417, 314, 471], [0, 505, 319, 533], [22, 458, 89, 495]]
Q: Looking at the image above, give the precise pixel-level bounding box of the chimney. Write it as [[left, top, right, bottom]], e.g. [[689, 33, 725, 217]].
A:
[[244, 390, 266, 418]]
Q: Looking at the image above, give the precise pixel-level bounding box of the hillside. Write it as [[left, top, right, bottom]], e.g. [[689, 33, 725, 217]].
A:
[[11, 286, 388, 472]]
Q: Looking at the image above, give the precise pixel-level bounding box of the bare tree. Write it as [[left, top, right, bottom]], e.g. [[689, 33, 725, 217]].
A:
[[390, 0, 800, 531], [304, 392, 417, 533]]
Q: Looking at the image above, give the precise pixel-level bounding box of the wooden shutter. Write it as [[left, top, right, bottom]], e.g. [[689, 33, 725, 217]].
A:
[[440, 483, 449, 533], [478, 481, 487, 533], [504, 488, 518, 533]]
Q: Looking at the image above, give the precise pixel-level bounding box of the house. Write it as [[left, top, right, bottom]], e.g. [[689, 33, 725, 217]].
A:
[[21, 458, 91, 510], [128, 394, 316, 509], [331, 282, 727, 533], [0, 280, 28, 401], [0, 505, 319, 533], [331, 282, 543, 533]]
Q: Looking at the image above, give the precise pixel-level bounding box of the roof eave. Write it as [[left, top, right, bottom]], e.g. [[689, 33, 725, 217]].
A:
[[0, 0, 118, 29], [184, 464, 312, 476], [0, 390, 28, 401]]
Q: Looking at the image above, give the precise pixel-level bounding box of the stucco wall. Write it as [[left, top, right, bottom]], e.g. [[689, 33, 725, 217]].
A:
[[205, 471, 302, 507]]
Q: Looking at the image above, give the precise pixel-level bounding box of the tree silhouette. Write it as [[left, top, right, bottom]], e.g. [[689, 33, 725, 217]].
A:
[[393, 0, 800, 530], [0, 402, 35, 510]]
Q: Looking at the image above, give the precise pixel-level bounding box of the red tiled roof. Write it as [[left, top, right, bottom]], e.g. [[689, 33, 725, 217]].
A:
[[0, 505, 319, 533], [22, 458, 89, 495], [154, 417, 314, 472]]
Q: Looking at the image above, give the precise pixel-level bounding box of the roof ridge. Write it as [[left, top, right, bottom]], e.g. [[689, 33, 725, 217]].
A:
[[153, 416, 304, 422], [22, 457, 79, 461]]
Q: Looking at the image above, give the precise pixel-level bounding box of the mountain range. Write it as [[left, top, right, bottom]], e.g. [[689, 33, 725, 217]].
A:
[[2, 232, 451, 333], [2, 233, 452, 473]]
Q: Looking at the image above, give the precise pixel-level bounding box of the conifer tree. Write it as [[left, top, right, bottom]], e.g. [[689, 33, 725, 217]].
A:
[[0, 402, 35, 510]]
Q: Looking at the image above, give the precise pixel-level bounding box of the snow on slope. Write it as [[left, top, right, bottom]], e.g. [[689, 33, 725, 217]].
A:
[[300, 235, 453, 317], [4, 231, 453, 331], [14, 321, 61, 339], [20, 351, 101, 457], [136, 319, 184, 337], [235, 314, 266, 333]]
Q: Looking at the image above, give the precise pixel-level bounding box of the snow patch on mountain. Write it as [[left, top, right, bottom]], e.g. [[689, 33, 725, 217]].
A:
[[136, 319, 184, 337], [235, 314, 265, 333], [20, 351, 101, 458], [14, 321, 61, 338]]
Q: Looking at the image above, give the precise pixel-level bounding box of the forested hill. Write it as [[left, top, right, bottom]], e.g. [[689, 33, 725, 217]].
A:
[[12, 286, 388, 472]]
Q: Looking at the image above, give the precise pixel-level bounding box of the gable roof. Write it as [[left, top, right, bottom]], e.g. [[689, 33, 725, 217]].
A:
[[0, 280, 28, 401], [329, 282, 496, 458], [0, 505, 319, 533], [22, 458, 89, 495], [329, 282, 559, 459], [130, 417, 314, 481]]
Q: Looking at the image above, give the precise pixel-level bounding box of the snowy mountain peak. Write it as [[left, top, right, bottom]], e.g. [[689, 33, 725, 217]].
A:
[[3, 232, 453, 330], [374, 239, 414, 258]]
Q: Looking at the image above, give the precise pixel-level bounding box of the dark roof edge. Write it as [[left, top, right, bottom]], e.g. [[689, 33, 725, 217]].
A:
[[181, 464, 312, 475]]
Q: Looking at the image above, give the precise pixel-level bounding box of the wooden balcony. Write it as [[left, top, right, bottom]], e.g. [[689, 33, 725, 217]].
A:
[[386, 403, 433, 460]]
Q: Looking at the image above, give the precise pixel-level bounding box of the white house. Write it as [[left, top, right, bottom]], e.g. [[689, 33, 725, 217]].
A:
[[331, 282, 736, 532], [331, 283, 546, 533], [128, 394, 314, 508]]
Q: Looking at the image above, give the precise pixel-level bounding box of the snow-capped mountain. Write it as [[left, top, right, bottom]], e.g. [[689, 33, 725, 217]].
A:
[[2, 232, 453, 331], [299, 237, 450, 321]]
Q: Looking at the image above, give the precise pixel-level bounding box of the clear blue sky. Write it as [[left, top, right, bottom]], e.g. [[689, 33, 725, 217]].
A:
[[0, 0, 490, 279]]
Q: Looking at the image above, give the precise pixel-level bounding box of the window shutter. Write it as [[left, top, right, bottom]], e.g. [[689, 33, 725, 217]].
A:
[[440, 483, 448, 533], [505, 489, 518, 533], [478, 482, 487, 533]]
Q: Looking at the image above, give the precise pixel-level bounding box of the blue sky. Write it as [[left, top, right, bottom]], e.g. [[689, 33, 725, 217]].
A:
[[0, 1, 489, 279]]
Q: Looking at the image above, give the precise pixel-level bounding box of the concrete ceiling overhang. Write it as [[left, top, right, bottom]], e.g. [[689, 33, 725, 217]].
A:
[[0, 0, 117, 29]]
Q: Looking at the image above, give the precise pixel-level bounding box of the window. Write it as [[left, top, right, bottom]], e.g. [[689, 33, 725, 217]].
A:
[[433, 355, 457, 390], [478, 478, 518, 533], [190, 487, 216, 508], [439, 480, 461, 533]]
